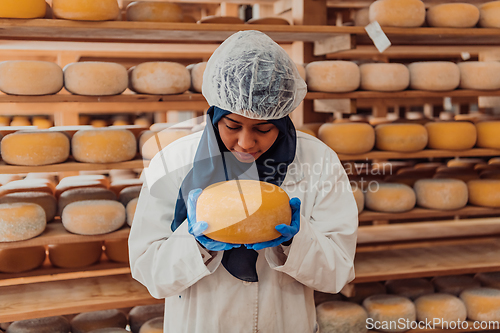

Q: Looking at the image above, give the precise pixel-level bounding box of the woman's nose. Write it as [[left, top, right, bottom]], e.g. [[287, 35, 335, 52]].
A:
[[238, 131, 256, 150]]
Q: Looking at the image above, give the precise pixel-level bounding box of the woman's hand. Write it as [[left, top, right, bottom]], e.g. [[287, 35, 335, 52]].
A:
[[244, 197, 301, 251], [187, 188, 242, 251]]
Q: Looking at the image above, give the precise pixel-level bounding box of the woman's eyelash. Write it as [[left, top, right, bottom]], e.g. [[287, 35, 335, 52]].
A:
[[226, 125, 271, 133], [258, 129, 271, 133], [226, 125, 240, 130]]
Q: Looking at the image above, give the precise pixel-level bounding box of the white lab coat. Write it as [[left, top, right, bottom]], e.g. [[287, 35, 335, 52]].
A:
[[129, 131, 358, 333]]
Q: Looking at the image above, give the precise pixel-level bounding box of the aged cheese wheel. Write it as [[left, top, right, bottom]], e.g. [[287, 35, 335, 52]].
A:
[[0, 0, 46, 18], [365, 183, 416, 213], [126, 2, 183, 22], [58, 187, 117, 216], [190, 62, 207, 93], [0, 192, 56, 222], [468, 180, 500, 207], [414, 293, 467, 326], [354, 7, 370, 26], [459, 62, 500, 90], [7, 316, 70, 333], [59, 175, 110, 188], [386, 278, 435, 300], [55, 180, 106, 199], [0, 179, 55, 197], [48, 242, 102, 268], [104, 239, 129, 263], [363, 295, 416, 332], [352, 187, 364, 214], [91, 119, 108, 128], [246, 17, 290, 25], [70, 310, 128, 333], [52, 0, 120, 21], [316, 301, 368, 333], [475, 272, 500, 289], [476, 121, 500, 149], [126, 197, 138, 226], [397, 167, 435, 178], [1, 131, 70, 166], [139, 129, 192, 160], [432, 275, 481, 296], [72, 129, 137, 163], [129, 62, 190, 95], [62, 200, 126, 235], [110, 179, 142, 196], [346, 282, 387, 304], [425, 121, 477, 150], [196, 180, 291, 244], [306, 61, 360, 92], [119, 185, 141, 206], [318, 123, 375, 154], [360, 63, 409, 92], [478, 170, 500, 179], [448, 158, 485, 169], [369, 0, 425, 27], [427, 3, 480, 28], [433, 172, 479, 183], [129, 304, 165, 333], [0, 61, 63, 96], [414, 179, 468, 210], [33, 117, 53, 129], [460, 288, 500, 321], [408, 62, 460, 91], [375, 123, 427, 152], [0, 203, 46, 242], [479, 1, 500, 28], [64, 62, 128, 96], [197, 16, 244, 24], [138, 317, 163, 333], [0, 246, 46, 273]]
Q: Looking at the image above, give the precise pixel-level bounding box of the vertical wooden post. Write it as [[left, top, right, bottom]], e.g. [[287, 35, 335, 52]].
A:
[[220, 3, 240, 17]]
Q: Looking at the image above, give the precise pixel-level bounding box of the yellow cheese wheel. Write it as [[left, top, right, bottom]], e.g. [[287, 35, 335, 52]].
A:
[[246, 17, 290, 25], [59, 175, 110, 188], [48, 242, 102, 268], [129, 62, 190, 95], [475, 272, 500, 289], [104, 239, 129, 264], [352, 187, 364, 214], [316, 301, 368, 333], [0, 0, 46, 18], [110, 179, 143, 196], [468, 179, 500, 207], [33, 117, 53, 129], [354, 7, 370, 26], [460, 288, 500, 321], [433, 172, 479, 183], [369, 0, 425, 27], [91, 119, 108, 128], [7, 316, 71, 333], [0, 246, 46, 273], [408, 62, 460, 91], [139, 129, 192, 160], [365, 183, 416, 213], [129, 304, 165, 333], [0, 179, 55, 197], [306, 61, 360, 92], [70, 310, 128, 333], [119, 185, 141, 206], [397, 167, 435, 178], [64, 62, 128, 96], [0, 61, 63, 96], [126, 2, 183, 22], [371, 161, 413, 176], [414, 179, 468, 210], [58, 187, 117, 216], [432, 275, 481, 296], [363, 295, 416, 332], [62, 200, 126, 235], [425, 121, 477, 150], [346, 282, 387, 304], [134, 117, 151, 128], [72, 129, 137, 163], [197, 16, 244, 24], [126, 197, 138, 227], [0, 192, 57, 222], [490, 157, 500, 166], [138, 317, 163, 333], [360, 63, 410, 92], [386, 278, 435, 300], [414, 162, 443, 171], [0, 203, 46, 242], [459, 62, 500, 90], [55, 181, 106, 199], [414, 293, 467, 326], [318, 123, 375, 154], [427, 3, 480, 28], [479, 1, 500, 28], [447, 158, 485, 169], [476, 121, 500, 149], [196, 180, 291, 244], [375, 123, 428, 152], [190, 62, 207, 93], [52, 0, 120, 21], [478, 169, 500, 179]]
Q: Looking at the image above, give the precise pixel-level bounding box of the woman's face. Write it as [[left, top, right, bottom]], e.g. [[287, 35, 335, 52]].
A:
[[218, 113, 279, 163]]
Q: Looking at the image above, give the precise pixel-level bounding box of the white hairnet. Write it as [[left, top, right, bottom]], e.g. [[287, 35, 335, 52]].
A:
[[202, 30, 307, 120]]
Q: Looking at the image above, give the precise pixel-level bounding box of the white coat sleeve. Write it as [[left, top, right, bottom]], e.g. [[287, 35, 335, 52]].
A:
[[264, 149, 358, 294]]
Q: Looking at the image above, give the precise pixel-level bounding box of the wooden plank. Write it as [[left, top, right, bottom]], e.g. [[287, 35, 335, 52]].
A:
[[0, 93, 207, 103], [359, 206, 500, 222], [337, 148, 500, 161], [0, 159, 147, 174], [306, 89, 500, 100]]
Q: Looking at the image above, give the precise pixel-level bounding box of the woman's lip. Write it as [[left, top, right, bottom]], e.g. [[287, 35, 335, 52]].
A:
[[234, 151, 257, 159]]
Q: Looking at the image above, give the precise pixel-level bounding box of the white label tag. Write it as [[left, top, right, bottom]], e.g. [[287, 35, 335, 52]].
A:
[[365, 21, 391, 53], [461, 52, 471, 61]]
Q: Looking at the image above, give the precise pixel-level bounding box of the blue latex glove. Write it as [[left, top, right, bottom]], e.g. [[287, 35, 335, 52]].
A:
[[187, 188, 241, 251], [244, 197, 301, 251]]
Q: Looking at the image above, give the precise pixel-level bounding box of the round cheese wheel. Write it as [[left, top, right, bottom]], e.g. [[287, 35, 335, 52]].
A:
[[190, 62, 207, 93], [375, 123, 427, 152], [0, 0, 46, 18], [360, 63, 409, 92], [365, 183, 416, 213], [0, 246, 46, 273], [479, 1, 500, 28], [0, 179, 55, 197], [52, 0, 120, 21], [316, 301, 368, 333], [433, 172, 479, 183], [432, 275, 481, 296], [414, 179, 468, 210], [196, 180, 291, 244], [134, 117, 151, 128], [475, 271, 500, 289], [126, 197, 138, 227], [48, 242, 102, 268], [126, 2, 183, 22], [33, 117, 53, 129], [0, 61, 63, 96], [129, 304, 165, 333], [246, 17, 290, 25], [139, 129, 192, 160], [59, 175, 110, 188], [414, 162, 443, 171], [468, 179, 500, 207], [408, 62, 460, 91], [104, 239, 129, 264], [1, 131, 70, 166], [476, 121, 500, 149], [0, 192, 57, 222], [414, 293, 467, 326], [427, 3, 480, 28], [7, 316, 70, 333], [460, 288, 500, 321], [62, 200, 126, 235], [318, 123, 375, 154], [110, 179, 142, 196], [386, 278, 434, 300], [354, 7, 370, 26], [138, 317, 163, 333], [352, 187, 364, 214], [119, 185, 141, 206], [129, 62, 190, 95], [448, 158, 485, 169], [480, 170, 500, 179], [490, 157, 500, 166], [425, 121, 477, 150], [55, 181, 106, 199], [0, 203, 46, 242], [64, 62, 128, 96], [58, 187, 117, 216], [91, 119, 108, 128], [306, 61, 360, 92], [197, 16, 244, 24], [362, 295, 416, 332], [70, 310, 127, 333], [459, 62, 500, 90], [397, 167, 435, 178], [346, 282, 387, 304], [369, 0, 425, 27], [72, 129, 137, 163]]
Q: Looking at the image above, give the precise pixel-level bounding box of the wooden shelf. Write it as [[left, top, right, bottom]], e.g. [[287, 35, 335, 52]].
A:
[[0, 159, 146, 174], [359, 206, 500, 222], [0, 92, 206, 103], [306, 89, 500, 100], [338, 148, 500, 161]]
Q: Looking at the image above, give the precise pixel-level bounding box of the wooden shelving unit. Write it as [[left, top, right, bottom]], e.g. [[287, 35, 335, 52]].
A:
[[359, 206, 500, 222], [0, 159, 146, 174]]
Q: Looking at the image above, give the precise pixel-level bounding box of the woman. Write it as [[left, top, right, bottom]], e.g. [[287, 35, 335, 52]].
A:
[[129, 30, 358, 333]]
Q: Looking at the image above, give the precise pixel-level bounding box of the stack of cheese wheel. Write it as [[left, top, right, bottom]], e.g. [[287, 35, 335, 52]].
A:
[[316, 301, 368, 333], [72, 129, 137, 163], [128, 304, 165, 333], [190, 62, 207, 93], [48, 242, 103, 268], [427, 3, 480, 28], [318, 123, 375, 154], [413, 179, 468, 210], [365, 183, 416, 212], [7, 316, 71, 333], [386, 278, 435, 300], [138, 317, 163, 333], [306, 61, 360, 92], [476, 121, 500, 149], [363, 295, 416, 332], [425, 121, 477, 150], [459, 62, 500, 90], [369, 0, 425, 27], [198, 16, 244, 24], [479, 1, 500, 28], [139, 129, 192, 160], [0, 246, 46, 273], [129, 62, 190, 95], [126, 2, 183, 22], [414, 293, 467, 328], [468, 179, 500, 207], [408, 62, 460, 91], [62, 200, 125, 235], [9, 116, 32, 127], [0, 0, 46, 18], [460, 288, 500, 321], [0, 61, 63, 95], [70, 310, 128, 333], [58, 187, 117, 216], [52, 0, 120, 21], [127, 197, 138, 226], [0, 202, 46, 242], [432, 275, 481, 296], [0, 192, 57, 222], [346, 282, 387, 304], [64, 62, 128, 96], [475, 271, 500, 288], [375, 123, 428, 152], [360, 63, 410, 92]]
